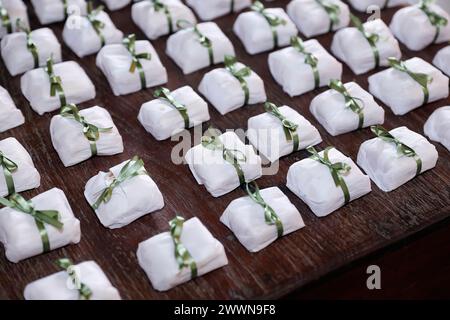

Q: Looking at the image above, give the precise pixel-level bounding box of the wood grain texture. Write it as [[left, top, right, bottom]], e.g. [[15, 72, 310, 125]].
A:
[[0, 0, 449, 300]]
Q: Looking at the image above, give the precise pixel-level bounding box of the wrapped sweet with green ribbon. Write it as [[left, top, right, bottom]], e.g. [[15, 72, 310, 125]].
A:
[[251, 1, 287, 48], [45, 56, 66, 107], [264, 102, 299, 152], [224, 55, 252, 105], [87, 1, 106, 47], [177, 19, 214, 66], [290, 36, 320, 88], [419, 0, 448, 44], [152, 0, 174, 34], [350, 14, 380, 68], [153, 87, 190, 129], [329, 79, 365, 129], [169, 216, 198, 279], [123, 34, 152, 90], [315, 0, 341, 32], [15, 19, 39, 68], [0, 151, 17, 196], [56, 258, 92, 300], [0, 5, 11, 34]]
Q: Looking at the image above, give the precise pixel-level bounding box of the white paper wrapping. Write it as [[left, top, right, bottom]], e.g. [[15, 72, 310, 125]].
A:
[[287, 147, 371, 217], [166, 22, 235, 74], [185, 131, 262, 197], [0, 188, 81, 263], [221, 187, 305, 252], [138, 86, 210, 141], [0, 86, 24, 132], [132, 0, 196, 40], [198, 62, 266, 115], [0, 0, 29, 39], [368, 57, 449, 116], [233, 8, 298, 55], [424, 106, 450, 152], [31, 0, 87, 25], [137, 217, 228, 292], [101, 0, 130, 11], [96, 40, 168, 96], [331, 19, 402, 75], [348, 0, 409, 12], [1, 28, 62, 76], [287, 0, 350, 37], [24, 261, 121, 300], [186, 0, 251, 20], [21, 61, 96, 115], [268, 39, 342, 97], [247, 105, 322, 162], [390, 3, 450, 51], [433, 46, 450, 77], [310, 82, 385, 136]]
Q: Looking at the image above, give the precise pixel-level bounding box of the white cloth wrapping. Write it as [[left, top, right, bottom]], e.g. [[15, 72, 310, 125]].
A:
[[390, 3, 450, 51], [233, 8, 298, 55], [137, 217, 228, 292], [96, 40, 168, 96], [198, 62, 266, 115], [24, 261, 121, 300], [247, 105, 322, 162], [368, 57, 449, 116], [101, 0, 130, 11], [132, 0, 196, 40], [433, 46, 450, 77], [348, 0, 409, 12], [268, 39, 342, 97], [1, 28, 62, 76], [50, 106, 123, 167], [221, 187, 305, 252], [424, 106, 450, 152], [166, 22, 235, 74], [310, 82, 385, 136], [185, 131, 262, 197], [0, 0, 29, 39], [0, 137, 40, 197], [63, 10, 123, 58], [287, 147, 371, 217], [138, 86, 210, 141], [0, 188, 81, 263], [287, 0, 350, 37], [331, 19, 402, 75], [21, 61, 96, 115], [0, 86, 24, 132], [357, 126, 439, 192], [186, 0, 251, 20], [31, 0, 87, 25], [84, 159, 164, 229]]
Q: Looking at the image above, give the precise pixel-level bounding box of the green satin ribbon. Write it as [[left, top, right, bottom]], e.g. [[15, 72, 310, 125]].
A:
[[60, 104, 112, 156], [0, 6, 11, 34], [245, 181, 283, 238], [0, 151, 17, 196], [61, 0, 68, 18], [251, 1, 287, 49], [92, 156, 147, 210], [264, 102, 299, 152], [45, 56, 66, 107], [350, 14, 380, 68], [388, 57, 432, 106], [230, 0, 235, 13], [315, 0, 341, 32], [290, 36, 320, 88], [420, 0, 448, 44], [153, 87, 190, 129], [329, 79, 365, 129], [371, 125, 422, 177], [151, 0, 173, 33], [16, 20, 39, 69], [57, 258, 92, 300], [177, 19, 214, 66], [0, 193, 63, 253], [87, 2, 106, 47], [224, 55, 251, 105], [123, 34, 152, 90], [307, 146, 351, 204], [169, 216, 198, 279]]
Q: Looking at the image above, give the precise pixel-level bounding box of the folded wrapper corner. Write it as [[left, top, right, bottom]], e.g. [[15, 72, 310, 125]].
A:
[[348, 0, 410, 12], [0, 0, 29, 39], [101, 0, 131, 11], [433, 46, 450, 77], [31, 0, 87, 25], [0, 86, 25, 132], [424, 106, 450, 152], [186, 0, 251, 21]]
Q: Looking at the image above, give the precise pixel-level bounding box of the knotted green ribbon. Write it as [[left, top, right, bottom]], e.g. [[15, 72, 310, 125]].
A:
[[151, 0, 173, 33], [420, 0, 448, 44], [251, 1, 286, 49], [60, 104, 112, 156], [315, 0, 341, 32], [245, 181, 283, 238], [307, 146, 351, 204], [16, 20, 39, 68], [57, 258, 92, 300], [264, 102, 299, 152], [291, 36, 320, 88], [87, 2, 105, 47], [169, 216, 198, 279], [371, 125, 422, 176], [0, 151, 17, 196], [0, 193, 63, 253], [177, 19, 214, 66], [0, 6, 11, 34], [388, 57, 432, 105], [92, 156, 147, 210], [329, 79, 365, 129], [45, 56, 66, 107], [123, 34, 152, 90], [224, 55, 252, 105], [153, 87, 190, 129], [351, 14, 380, 68]]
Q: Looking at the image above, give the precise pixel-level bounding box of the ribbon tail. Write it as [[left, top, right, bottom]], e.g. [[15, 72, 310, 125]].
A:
[[3, 167, 15, 196], [339, 177, 350, 204], [415, 156, 423, 177], [89, 141, 97, 157], [35, 219, 50, 253]]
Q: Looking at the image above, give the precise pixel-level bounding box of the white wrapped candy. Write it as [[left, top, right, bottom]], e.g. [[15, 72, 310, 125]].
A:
[[167, 22, 234, 74], [138, 86, 210, 141], [433, 46, 450, 77], [221, 186, 305, 252], [310, 81, 385, 136], [357, 126, 439, 192], [101, 0, 130, 11], [0, 0, 29, 39], [24, 260, 121, 300], [0, 86, 24, 132], [186, 0, 251, 20], [0, 188, 81, 263], [185, 131, 262, 197], [84, 157, 164, 229], [287, 147, 371, 217], [368, 57, 449, 116], [348, 0, 410, 12], [424, 106, 450, 152], [287, 0, 350, 37], [137, 217, 228, 292], [31, 0, 87, 25]]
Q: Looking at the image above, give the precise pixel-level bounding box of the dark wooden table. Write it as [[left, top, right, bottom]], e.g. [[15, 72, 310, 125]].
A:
[[0, 0, 449, 300]]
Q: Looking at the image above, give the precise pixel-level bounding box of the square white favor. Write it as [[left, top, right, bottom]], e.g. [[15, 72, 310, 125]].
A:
[[424, 106, 450, 151], [348, 0, 409, 12], [101, 0, 130, 11], [0, 0, 29, 39], [186, 0, 251, 21], [0, 86, 24, 132], [433, 46, 450, 77], [31, 0, 87, 25]]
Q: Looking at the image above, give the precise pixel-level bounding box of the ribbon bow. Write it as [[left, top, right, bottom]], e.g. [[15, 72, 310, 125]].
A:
[[45, 56, 66, 107], [350, 14, 380, 68], [315, 0, 341, 32], [177, 19, 214, 66], [307, 146, 351, 204], [420, 0, 448, 44], [264, 102, 299, 152], [224, 55, 252, 105], [371, 125, 422, 176], [0, 6, 11, 34], [329, 80, 365, 129], [290, 36, 320, 88], [169, 216, 198, 279], [57, 258, 92, 300], [0, 151, 18, 196], [123, 34, 152, 90], [16, 19, 39, 68], [87, 1, 106, 47], [153, 87, 190, 129], [251, 1, 287, 49], [0, 193, 63, 253], [151, 0, 173, 33]]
